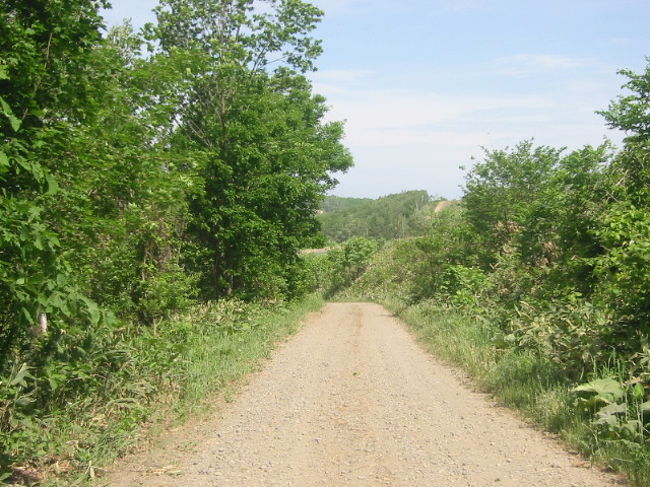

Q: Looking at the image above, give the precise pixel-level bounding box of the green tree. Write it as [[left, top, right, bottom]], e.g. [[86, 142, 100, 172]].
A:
[[594, 59, 650, 335], [599, 58, 650, 143], [0, 0, 111, 362], [462, 142, 565, 268], [150, 0, 352, 299], [318, 190, 431, 242]]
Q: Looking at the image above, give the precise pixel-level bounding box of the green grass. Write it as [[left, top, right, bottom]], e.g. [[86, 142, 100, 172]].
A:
[[7, 294, 324, 486], [173, 294, 324, 415], [378, 298, 650, 487]]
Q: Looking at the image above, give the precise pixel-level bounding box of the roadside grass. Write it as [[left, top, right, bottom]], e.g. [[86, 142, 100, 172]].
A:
[[377, 297, 650, 486], [8, 294, 323, 487], [333, 235, 650, 486]]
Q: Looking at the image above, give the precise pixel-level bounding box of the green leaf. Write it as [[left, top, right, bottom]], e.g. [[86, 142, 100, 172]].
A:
[[596, 402, 628, 417], [15, 396, 35, 407], [21, 307, 32, 323], [10, 363, 31, 387], [594, 413, 619, 427], [0, 96, 21, 132], [81, 296, 101, 325], [46, 172, 59, 194], [573, 377, 625, 403]]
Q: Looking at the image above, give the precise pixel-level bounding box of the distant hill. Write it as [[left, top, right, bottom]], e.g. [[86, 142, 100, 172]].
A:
[[318, 190, 438, 242], [320, 195, 373, 214]]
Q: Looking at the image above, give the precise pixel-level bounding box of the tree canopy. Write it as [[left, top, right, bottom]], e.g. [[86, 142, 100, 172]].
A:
[[317, 190, 432, 242]]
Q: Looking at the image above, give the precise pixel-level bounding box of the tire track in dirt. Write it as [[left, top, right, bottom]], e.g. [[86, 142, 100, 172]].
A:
[[107, 303, 624, 487]]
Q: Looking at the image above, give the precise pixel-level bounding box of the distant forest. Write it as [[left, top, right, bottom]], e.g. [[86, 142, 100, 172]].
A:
[[318, 190, 437, 242]]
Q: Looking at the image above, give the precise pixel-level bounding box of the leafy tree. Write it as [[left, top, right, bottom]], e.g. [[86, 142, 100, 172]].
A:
[[0, 0, 109, 127], [319, 237, 379, 295], [0, 0, 112, 363], [599, 58, 650, 143], [594, 59, 650, 335], [42, 24, 199, 320], [461, 141, 615, 311], [412, 203, 479, 301], [149, 0, 352, 299], [463, 142, 563, 265]]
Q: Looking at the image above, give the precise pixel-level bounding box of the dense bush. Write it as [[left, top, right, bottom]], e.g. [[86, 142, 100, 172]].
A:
[[302, 237, 380, 297]]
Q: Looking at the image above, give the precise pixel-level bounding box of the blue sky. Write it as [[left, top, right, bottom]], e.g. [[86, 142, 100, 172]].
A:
[[102, 0, 650, 199]]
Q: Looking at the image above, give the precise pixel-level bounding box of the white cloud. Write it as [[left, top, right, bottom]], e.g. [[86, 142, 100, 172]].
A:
[[312, 69, 621, 198], [312, 83, 553, 148], [493, 54, 586, 77], [312, 69, 375, 84], [313, 0, 484, 15], [349, 128, 516, 148], [608, 37, 634, 47], [440, 0, 485, 12], [312, 0, 380, 15]]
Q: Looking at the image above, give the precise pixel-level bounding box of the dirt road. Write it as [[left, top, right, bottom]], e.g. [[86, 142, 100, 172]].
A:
[[108, 303, 621, 487]]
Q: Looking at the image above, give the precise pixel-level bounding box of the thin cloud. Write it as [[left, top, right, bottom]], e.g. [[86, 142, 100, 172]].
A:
[[441, 0, 485, 12], [316, 87, 552, 132], [314, 0, 484, 14], [349, 128, 516, 148], [312, 69, 375, 83], [313, 0, 382, 15], [608, 37, 634, 47], [494, 54, 587, 77]]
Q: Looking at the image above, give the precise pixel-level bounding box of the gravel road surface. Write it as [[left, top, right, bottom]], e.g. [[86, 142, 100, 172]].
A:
[[108, 302, 622, 487]]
